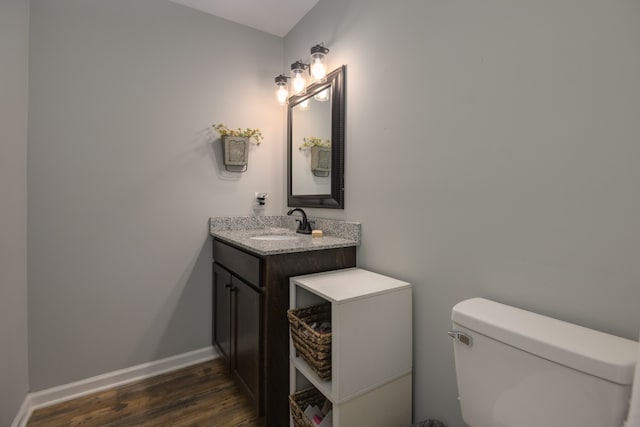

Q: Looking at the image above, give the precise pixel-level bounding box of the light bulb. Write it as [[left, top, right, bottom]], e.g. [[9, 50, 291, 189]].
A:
[[314, 88, 330, 102], [290, 61, 307, 96], [309, 44, 329, 83], [292, 72, 305, 95], [274, 74, 289, 105], [299, 99, 310, 111], [276, 86, 288, 105], [310, 58, 326, 81]]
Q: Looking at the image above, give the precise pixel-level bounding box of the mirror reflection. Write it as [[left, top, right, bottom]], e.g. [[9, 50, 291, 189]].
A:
[[288, 65, 345, 209], [291, 87, 332, 195]]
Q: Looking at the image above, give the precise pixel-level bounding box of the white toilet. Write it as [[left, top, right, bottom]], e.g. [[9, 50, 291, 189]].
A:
[[449, 298, 638, 427]]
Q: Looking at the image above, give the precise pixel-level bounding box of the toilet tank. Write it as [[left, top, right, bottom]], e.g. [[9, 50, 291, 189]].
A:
[[450, 298, 637, 427]]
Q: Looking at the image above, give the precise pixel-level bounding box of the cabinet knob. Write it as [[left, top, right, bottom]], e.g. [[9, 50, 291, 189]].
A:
[[225, 283, 232, 289], [230, 287, 238, 293]]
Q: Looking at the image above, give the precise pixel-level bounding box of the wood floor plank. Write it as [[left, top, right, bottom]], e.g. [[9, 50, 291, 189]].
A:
[[27, 359, 265, 427]]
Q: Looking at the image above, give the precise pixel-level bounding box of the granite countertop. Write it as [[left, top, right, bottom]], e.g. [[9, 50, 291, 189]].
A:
[[209, 216, 361, 256]]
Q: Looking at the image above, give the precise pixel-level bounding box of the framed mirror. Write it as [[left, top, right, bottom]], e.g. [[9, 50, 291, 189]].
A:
[[288, 65, 345, 209]]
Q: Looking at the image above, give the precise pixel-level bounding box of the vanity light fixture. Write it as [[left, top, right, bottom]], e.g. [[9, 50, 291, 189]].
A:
[[290, 60, 308, 96], [309, 43, 330, 82], [274, 43, 330, 105], [275, 74, 289, 106]]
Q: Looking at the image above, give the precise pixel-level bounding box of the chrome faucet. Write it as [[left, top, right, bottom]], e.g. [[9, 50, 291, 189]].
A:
[[287, 208, 313, 234]]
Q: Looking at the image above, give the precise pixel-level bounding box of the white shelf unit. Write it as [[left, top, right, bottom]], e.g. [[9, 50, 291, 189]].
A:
[[289, 268, 412, 427]]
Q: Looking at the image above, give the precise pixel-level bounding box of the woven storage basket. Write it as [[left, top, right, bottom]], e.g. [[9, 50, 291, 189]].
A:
[[287, 303, 332, 380], [289, 387, 331, 427]]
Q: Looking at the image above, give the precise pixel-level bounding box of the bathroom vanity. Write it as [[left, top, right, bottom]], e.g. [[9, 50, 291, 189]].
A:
[[210, 216, 360, 427]]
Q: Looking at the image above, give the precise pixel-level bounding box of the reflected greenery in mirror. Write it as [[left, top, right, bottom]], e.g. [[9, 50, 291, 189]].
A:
[[288, 65, 345, 209]]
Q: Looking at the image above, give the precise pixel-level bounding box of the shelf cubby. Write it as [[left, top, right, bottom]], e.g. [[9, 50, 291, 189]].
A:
[[289, 268, 412, 427]]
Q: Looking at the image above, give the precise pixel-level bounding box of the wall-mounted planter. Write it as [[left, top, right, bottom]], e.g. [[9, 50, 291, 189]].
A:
[[310, 145, 331, 177], [223, 136, 250, 172]]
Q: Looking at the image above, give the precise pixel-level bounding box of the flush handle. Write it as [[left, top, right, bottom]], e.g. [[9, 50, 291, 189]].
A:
[[448, 330, 472, 346]]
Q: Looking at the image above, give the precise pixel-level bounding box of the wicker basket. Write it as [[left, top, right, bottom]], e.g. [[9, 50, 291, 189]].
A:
[[287, 303, 332, 380], [289, 387, 331, 427]]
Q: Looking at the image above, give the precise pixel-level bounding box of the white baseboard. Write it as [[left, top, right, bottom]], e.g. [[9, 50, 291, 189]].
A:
[[10, 395, 31, 427], [12, 346, 218, 427]]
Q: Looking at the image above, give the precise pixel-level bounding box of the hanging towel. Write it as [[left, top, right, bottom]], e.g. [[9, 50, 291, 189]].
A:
[[625, 336, 640, 427]]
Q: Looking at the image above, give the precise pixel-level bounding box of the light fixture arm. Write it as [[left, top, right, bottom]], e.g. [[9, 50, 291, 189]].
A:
[[274, 74, 290, 84], [291, 60, 309, 71], [310, 43, 329, 56]]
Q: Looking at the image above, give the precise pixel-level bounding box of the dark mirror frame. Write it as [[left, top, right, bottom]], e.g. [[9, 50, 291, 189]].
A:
[[287, 65, 345, 209]]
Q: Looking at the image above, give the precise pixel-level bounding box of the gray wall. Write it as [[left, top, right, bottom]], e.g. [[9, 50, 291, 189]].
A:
[[28, 0, 284, 391], [0, 0, 30, 423], [285, 0, 640, 425]]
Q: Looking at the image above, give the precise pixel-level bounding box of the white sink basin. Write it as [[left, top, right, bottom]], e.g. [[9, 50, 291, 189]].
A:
[[250, 235, 300, 241]]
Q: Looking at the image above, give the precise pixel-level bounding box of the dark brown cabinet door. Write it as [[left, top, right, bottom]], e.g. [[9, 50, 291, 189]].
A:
[[213, 264, 232, 367], [231, 276, 262, 410], [213, 261, 263, 415]]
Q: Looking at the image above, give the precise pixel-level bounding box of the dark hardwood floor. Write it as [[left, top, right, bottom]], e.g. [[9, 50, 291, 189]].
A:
[[27, 359, 265, 427]]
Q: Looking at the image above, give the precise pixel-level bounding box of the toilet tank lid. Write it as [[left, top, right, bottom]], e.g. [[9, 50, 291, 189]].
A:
[[452, 298, 638, 385]]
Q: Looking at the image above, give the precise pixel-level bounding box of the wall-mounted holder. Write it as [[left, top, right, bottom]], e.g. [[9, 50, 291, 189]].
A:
[[212, 124, 263, 174], [223, 136, 249, 173], [310, 145, 331, 177], [255, 192, 268, 208]]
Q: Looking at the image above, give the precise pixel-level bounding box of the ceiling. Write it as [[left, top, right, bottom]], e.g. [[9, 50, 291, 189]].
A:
[[168, 0, 320, 37]]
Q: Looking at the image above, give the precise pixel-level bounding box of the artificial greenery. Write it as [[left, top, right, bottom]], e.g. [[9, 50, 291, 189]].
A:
[[212, 123, 264, 145], [299, 136, 331, 150]]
